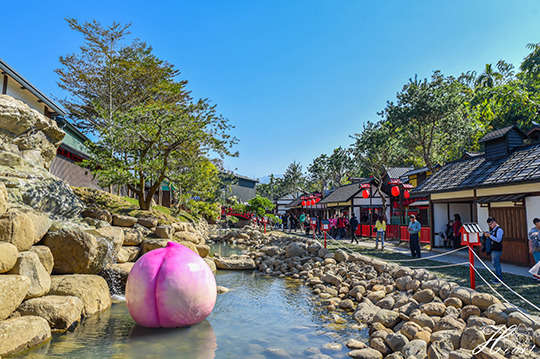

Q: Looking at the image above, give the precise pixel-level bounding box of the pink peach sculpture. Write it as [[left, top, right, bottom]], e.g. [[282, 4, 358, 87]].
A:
[[126, 241, 217, 328]]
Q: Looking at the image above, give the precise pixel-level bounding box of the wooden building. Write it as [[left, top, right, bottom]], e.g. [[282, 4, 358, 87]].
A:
[[414, 126, 540, 266]]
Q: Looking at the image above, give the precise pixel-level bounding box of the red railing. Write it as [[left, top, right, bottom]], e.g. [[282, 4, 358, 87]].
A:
[[400, 226, 410, 241], [386, 224, 400, 240], [420, 227, 431, 244]]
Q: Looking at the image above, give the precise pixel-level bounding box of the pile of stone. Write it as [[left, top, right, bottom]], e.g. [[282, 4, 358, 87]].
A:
[[216, 229, 540, 359], [0, 96, 214, 356]]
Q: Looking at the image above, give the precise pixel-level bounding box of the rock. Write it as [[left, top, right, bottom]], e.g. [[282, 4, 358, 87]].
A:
[[103, 263, 133, 294], [395, 276, 412, 291], [485, 303, 508, 324], [0, 242, 18, 273], [444, 297, 462, 309], [196, 244, 210, 258], [86, 226, 124, 257], [460, 327, 485, 350], [0, 182, 7, 215], [214, 255, 256, 270], [0, 210, 37, 251], [346, 339, 367, 349], [262, 347, 290, 358], [471, 292, 500, 310], [354, 302, 380, 323], [427, 339, 453, 359], [410, 312, 435, 330], [321, 342, 342, 353], [466, 316, 495, 328], [174, 231, 203, 244], [400, 321, 422, 340], [449, 287, 474, 305], [448, 349, 473, 359], [154, 225, 172, 239], [334, 250, 349, 262], [434, 315, 465, 332], [420, 302, 446, 316], [16, 295, 83, 332], [373, 309, 400, 328], [0, 316, 51, 356], [43, 227, 112, 274], [217, 286, 229, 294], [81, 207, 112, 223], [204, 257, 217, 274], [285, 242, 307, 258], [339, 299, 356, 311], [117, 246, 140, 263], [413, 288, 435, 303], [385, 333, 409, 351], [29, 245, 54, 274], [401, 339, 427, 359], [347, 348, 383, 359], [460, 305, 481, 321], [8, 251, 50, 299], [141, 238, 169, 254], [431, 330, 461, 349], [49, 275, 111, 316], [322, 273, 342, 286], [369, 337, 389, 355], [112, 214, 137, 227], [137, 216, 158, 229], [0, 275, 30, 320], [122, 228, 143, 245]]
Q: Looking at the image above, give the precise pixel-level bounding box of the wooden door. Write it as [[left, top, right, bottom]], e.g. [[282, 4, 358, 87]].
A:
[[488, 207, 530, 266]]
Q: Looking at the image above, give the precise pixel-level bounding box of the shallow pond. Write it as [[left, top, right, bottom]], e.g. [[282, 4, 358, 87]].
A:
[[15, 270, 368, 359]]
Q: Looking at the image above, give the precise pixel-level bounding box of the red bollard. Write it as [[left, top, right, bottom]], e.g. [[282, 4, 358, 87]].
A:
[[264, 222, 266, 234], [468, 245, 475, 289], [324, 232, 327, 249]]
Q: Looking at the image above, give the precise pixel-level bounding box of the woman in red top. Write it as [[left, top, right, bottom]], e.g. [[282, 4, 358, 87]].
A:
[[452, 214, 462, 248]]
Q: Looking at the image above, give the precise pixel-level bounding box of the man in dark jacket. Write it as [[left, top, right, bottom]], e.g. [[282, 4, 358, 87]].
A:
[[349, 214, 359, 244], [483, 217, 504, 282]]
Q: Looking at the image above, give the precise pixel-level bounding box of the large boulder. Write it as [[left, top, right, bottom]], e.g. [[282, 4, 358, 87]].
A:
[[81, 207, 112, 223], [16, 295, 83, 332], [0, 316, 51, 356], [0, 182, 8, 215], [155, 225, 172, 239], [122, 227, 144, 245], [86, 226, 124, 258], [196, 244, 210, 258], [43, 226, 112, 274], [117, 246, 140, 263], [285, 242, 307, 258], [49, 275, 111, 316], [102, 263, 134, 294], [0, 241, 18, 273], [8, 251, 50, 299], [174, 230, 203, 244], [0, 210, 37, 251], [137, 216, 158, 229], [204, 257, 217, 274], [29, 245, 54, 274], [214, 255, 256, 270], [0, 275, 30, 320]]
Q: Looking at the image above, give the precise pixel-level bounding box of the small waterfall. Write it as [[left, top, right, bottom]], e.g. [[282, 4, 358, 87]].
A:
[[97, 236, 125, 297]]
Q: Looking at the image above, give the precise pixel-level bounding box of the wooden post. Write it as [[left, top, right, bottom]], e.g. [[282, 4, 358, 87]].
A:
[[469, 244, 476, 289]]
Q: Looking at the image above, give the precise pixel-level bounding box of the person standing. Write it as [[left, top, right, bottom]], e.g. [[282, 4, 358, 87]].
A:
[[528, 218, 540, 268], [336, 213, 348, 240], [452, 214, 462, 248], [484, 217, 504, 282], [304, 214, 311, 236], [375, 216, 387, 250], [350, 213, 359, 244], [408, 215, 421, 258]]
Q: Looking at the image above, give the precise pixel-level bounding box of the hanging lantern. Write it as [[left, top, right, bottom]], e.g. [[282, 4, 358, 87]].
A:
[[404, 190, 410, 199], [311, 199, 315, 206], [362, 189, 370, 198], [301, 200, 306, 206], [391, 186, 400, 197], [317, 198, 320, 203]]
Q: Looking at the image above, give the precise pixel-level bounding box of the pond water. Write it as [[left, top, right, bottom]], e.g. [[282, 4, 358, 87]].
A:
[[15, 268, 368, 358]]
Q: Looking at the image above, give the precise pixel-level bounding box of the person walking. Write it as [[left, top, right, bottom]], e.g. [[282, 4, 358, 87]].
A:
[[304, 214, 311, 236], [528, 218, 540, 276], [336, 213, 348, 240], [350, 213, 359, 244], [375, 216, 387, 250], [408, 215, 421, 258], [483, 217, 504, 282]]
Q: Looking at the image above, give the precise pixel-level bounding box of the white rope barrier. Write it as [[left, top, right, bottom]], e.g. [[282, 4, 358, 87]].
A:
[[406, 261, 470, 269], [471, 250, 540, 313], [469, 264, 538, 323]]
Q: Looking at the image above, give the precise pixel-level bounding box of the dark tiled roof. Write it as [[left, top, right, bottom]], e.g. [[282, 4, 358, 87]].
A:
[[477, 194, 525, 204], [414, 144, 540, 194], [387, 167, 414, 180], [320, 183, 361, 203], [479, 125, 525, 143]]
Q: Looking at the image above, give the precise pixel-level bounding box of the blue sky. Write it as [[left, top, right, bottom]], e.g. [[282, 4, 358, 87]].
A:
[[3, 1, 540, 179]]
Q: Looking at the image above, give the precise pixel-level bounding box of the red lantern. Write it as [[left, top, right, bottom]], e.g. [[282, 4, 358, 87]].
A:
[[311, 199, 315, 205], [316, 198, 320, 203], [404, 190, 410, 199], [362, 189, 370, 198], [301, 200, 306, 206], [391, 186, 400, 197]]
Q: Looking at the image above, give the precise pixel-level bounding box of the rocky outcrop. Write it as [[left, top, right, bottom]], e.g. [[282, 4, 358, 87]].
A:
[[29, 245, 54, 274], [49, 275, 111, 316], [7, 251, 50, 299], [0, 316, 51, 356], [214, 255, 256, 270], [117, 246, 140, 263], [43, 226, 113, 274], [112, 214, 137, 227], [0, 275, 30, 320], [16, 295, 83, 332]]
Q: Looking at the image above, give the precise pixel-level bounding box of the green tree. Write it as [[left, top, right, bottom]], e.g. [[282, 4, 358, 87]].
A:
[[246, 195, 275, 217], [307, 154, 329, 193], [256, 174, 285, 200], [381, 71, 475, 170], [281, 161, 306, 194]]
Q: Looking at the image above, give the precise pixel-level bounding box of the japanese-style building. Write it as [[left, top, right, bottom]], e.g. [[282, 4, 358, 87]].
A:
[[414, 125, 540, 266], [0, 59, 100, 189], [220, 172, 258, 203]]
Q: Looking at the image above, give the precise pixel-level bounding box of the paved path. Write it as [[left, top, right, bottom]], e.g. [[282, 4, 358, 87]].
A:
[[282, 230, 533, 278]]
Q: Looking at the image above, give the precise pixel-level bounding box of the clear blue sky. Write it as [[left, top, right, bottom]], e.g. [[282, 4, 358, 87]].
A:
[[3, 1, 540, 179]]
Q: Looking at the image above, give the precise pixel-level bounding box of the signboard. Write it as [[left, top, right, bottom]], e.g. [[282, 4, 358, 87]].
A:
[[310, 218, 317, 226], [460, 223, 482, 246], [321, 219, 330, 231]]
